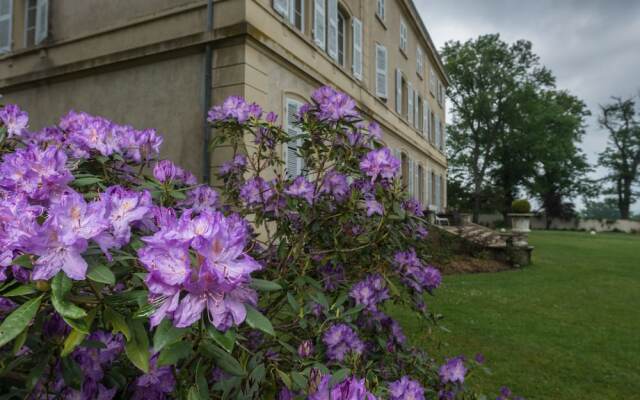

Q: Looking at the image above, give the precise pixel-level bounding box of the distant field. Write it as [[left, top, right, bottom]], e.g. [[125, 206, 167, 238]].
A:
[[392, 231, 640, 399]]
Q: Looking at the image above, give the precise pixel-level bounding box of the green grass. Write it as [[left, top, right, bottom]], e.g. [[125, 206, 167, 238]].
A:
[[393, 231, 640, 399]]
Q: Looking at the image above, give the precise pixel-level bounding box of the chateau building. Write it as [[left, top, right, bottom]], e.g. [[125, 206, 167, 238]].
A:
[[0, 0, 447, 210]]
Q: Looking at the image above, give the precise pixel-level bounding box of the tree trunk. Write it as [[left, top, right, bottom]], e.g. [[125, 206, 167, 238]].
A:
[[472, 179, 482, 223], [619, 178, 632, 219]]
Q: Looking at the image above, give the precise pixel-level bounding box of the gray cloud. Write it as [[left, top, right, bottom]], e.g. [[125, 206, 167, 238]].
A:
[[415, 0, 640, 211]]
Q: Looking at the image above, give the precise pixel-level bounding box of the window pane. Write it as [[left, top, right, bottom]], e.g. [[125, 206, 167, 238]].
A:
[[0, 0, 10, 16]]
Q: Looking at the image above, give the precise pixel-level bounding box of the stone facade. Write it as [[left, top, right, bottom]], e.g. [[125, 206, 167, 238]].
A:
[[0, 0, 448, 209]]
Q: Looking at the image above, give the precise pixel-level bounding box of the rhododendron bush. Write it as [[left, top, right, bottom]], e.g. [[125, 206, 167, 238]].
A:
[[0, 87, 512, 400]]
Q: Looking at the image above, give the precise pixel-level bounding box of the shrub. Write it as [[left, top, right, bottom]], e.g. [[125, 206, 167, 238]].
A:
[[0, 87, 516, 399], [511, 199, 532, 214]]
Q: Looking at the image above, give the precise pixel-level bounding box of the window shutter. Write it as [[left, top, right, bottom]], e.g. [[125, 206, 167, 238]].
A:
[[414, 92, 420, 129], [285, 99, 304, 177], [35, 0, 48, 45], [407, 83, 414, 123], [434, 114, 440, 148], [327, 0, 338, 60], [377, 0, 385, 20], [392, 148, 402, 178], [352, 18, 363, 80], [442, 120, 446, 150], [375, 45, 387, 98], [413, 163, 420, 201], [400, 21, 407, 51], [407, 158, 414, 196], [423, 166, 428, 206], [314, 0, 326, 50], [395, 69, 402, 114], [274, 0, 289, 16], [0, 0, 12, 52], [435, 175, 441, 211], [423, 101, 429, 137]]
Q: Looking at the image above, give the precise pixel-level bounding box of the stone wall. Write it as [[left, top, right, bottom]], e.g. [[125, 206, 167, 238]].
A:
[[477, 213, 640, 233]]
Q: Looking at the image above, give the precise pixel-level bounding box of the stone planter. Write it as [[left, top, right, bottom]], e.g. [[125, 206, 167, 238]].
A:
[[459, 213, 472, 225], [508, 213, 533, 233]]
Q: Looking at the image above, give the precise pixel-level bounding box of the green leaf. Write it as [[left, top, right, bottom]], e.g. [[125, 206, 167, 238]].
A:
[[86, 264, 115, 285], [200, 342, 245, 377], [61, 309, 96, 356], [291, 371, 307, 390], [250, 279, 283, 292], [329, 368, 351, 387], [0, 295, 43, 348], [51, 273, 87, 320], [61, 357, 83, 390], [2, 284, 37, 297], [12, 325, 28, 355], [169, 190, 187, 200], [11, 254, 32, 269], [125, 319, 150, 373], [244, 305, 275, 337], [153, 319, 188, 352], [72, 176, 102, 186], [195, 359, 209, 399], [207, 326, 236, 353], [277, 370, 292, 389], [157, 341, 192, 366], [103, 307, 131, 341], [287, 293, 300, 313]]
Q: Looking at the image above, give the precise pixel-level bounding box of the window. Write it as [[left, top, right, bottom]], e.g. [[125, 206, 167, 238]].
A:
[[376, 0, 385, 20], [440, 120, 446, 150], [431, 171, 436, 206], [376, 44, 388, 98], [352, 18, 362, 79], [429, 68, 436, 96], [430, 110, 435, 143], [24, 0, 36, 46], [326, 0, 338, 60], [284, 98, 305, 177], [313, 0, 326, 49], [416, 47, 424, 78], [422, 100, 430, 137], [434, 114, 441, 148], [337, 10, 346, 66], [0, 0, 12, 53], [415, 95, 422, 130], [399, 20, 407, 52], [407, 82, 414, 123], [289, 0, 304, 31]]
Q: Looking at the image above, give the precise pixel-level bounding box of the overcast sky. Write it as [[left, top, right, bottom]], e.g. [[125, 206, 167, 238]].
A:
[[415, 0, 640, 212]]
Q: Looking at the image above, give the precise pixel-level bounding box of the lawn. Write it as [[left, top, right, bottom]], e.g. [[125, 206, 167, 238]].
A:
[[393, 231, 640, 399]]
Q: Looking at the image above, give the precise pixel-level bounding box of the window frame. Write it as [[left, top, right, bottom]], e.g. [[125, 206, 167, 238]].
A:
[[416, 47, 424, 78], [0, 0, 13, 53], [337, 8, 346, 67], [399, 19, 407, 52], [376, 0, 385, 21], [24, 0, 37, 47]]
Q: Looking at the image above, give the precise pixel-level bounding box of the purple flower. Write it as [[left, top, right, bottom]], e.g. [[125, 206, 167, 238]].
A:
[[208, 96, 261, 124], [132, 353, 176, 400], [0, 145, 73, 201], [389, 376, 425, 400], [311, 86, 359, 122], [0, 104, 29, 138], [43, 312, 71, 338], [139, 211, 262, 330], [278, 387, 296, 400], [365, 199, 384, 217], [153, 160, 180, 183], [0, 297, 17, 320], [323, 323, 364, 362], [368, 121, 382, 140], [320, 170, 349, 201], [403, 199, 424, 217], [310, 375, 377, 400], [349, 274, 390, 312], [359, 148, 400, 183], [439, 356, 467, 384], [285, 176, 315, 204], [219, 154, 247, 176], [318, 263, 345, 291], [474, 353, 485, 364], [240, 177, 273, 206], [181, 185, 219, 212], [298, 339, 314, 358]]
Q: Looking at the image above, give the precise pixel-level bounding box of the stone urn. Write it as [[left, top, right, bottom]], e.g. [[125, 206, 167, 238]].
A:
[[508, 213, 533, 247], [459, 213, 472, 225]]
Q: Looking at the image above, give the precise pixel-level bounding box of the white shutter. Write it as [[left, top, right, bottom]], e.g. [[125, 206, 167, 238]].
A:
[[274, 0, 289, 16], [422, 101, 429, 137], [0, 0, 12, 52], [377, 0, 385, 20], [434, 114, 441, 148], [414, 92, 420, 129], [327, 0, 338, 59], [435, 175, 441, 211], [400, 21, 407, 51], [407, 83, 414, 123], [407, 158, 414, 196], [417, 47, 423, 77], [392, 148, 402, 179], [423, 167, 428, 206], [442, 120, 446, 150], [375, 44, 387, 98], [285, 99, 304, 177], [314, 0, 326, 50], [413, 163, 420, 201], [395, 69, 402, 114], [352, 18, 362, 80], [35, 0, 48, 45]]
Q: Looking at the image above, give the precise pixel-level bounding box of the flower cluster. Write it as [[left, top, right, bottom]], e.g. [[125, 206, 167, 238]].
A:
[[394, 248, 442, 294], [323, 323, 365, 362], [388, 376, 426, 400], [349, 274, 390, 311], [310, 86, 360, 123], [207, 96, 262, 123], [0, 104, 29, 138], [359, 148, 401, 183], [138, 210, 262, 329], [310, 375, 377, 400]]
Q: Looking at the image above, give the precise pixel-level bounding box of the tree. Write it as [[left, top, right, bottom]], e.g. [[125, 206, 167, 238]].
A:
[[581, 198, 622, 220], [527, 90, 594, 228], [598, 96, 640, 219], [442, 34, 554, 222]]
